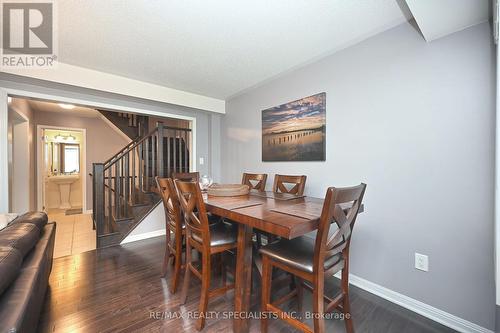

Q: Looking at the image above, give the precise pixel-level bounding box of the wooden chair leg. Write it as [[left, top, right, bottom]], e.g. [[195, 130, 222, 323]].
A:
[[180, 238, 192, 304], [196, 253, 211, 331], [312, 280, 325, 333], [171, 236, 183, 293], [295, 277, 304, 318], [221, 253, 227, 287], [261, 255, 272, 333], [341, 267, 354, 333], [162, 231, 171, 277]]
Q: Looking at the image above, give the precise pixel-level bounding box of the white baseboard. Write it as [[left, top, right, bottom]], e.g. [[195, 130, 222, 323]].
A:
[[334, 272, 493, 333], [84, 209, 93, 214], [120, 228, 166, 244]]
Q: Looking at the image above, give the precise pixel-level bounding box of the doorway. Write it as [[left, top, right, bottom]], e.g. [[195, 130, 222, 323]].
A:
[[37, 126, 86, 214]]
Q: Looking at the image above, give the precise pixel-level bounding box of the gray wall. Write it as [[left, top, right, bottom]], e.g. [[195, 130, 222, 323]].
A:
[[222, 22, 495, 330], [8, 99, 36, 211], [33, 110, 131, 211]]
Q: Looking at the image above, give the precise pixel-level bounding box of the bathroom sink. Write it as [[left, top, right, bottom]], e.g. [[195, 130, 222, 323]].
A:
[[48, 175, 80, 209], [49, 174, 79, 185]]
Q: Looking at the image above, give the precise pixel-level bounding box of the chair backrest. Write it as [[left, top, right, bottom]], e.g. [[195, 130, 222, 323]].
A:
[[273, 174, 307, 196], [172, 171, 200, 183], [242, 173, 268, 192], [174, 180, 211, 248], [155, 177, 183, 234], [314, 183, 366, 275]]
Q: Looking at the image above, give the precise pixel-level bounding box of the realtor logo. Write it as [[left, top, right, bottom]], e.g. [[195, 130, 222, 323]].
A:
[[1, 0, 57, 68]]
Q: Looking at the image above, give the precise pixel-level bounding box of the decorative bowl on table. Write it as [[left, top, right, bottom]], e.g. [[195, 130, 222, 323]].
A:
[[207, 184, 250, 197]]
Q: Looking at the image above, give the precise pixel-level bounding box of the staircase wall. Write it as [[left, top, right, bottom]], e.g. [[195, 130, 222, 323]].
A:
[[121, 203, 165, 244]]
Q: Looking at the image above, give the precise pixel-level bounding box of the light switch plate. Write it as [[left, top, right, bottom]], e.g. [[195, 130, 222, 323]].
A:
[[199, 157, 204, 165]]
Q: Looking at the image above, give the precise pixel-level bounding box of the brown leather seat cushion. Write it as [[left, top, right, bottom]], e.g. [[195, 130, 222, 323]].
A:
[[0, 223, 40, 257], [192, 223, 237, 247], [0, 246, 23, 296], [12, 212, 48, 233], [259, 236, 343, 273]]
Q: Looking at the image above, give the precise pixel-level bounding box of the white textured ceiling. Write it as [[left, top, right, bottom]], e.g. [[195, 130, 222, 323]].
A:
[[404, 0, 490, 41], [57, 0, 410, 99], [27, 100, 99, 118]]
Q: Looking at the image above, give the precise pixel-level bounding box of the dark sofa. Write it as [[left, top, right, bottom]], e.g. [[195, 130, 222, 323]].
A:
[[0, 212, 56, 333]]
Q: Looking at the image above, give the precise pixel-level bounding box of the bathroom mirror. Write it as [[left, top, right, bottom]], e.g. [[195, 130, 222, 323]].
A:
[[60, 143, 80, 174]]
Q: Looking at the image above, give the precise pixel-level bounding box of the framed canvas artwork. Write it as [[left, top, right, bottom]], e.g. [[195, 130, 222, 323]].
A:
[[262, 92, 326, 161]]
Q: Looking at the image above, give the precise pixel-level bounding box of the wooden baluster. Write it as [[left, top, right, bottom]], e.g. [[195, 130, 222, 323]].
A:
[[107, 167, 112, 227], [145, 139, 150, 192], [158, 123, 164, 177], [152, 135, 156, 180], [138, 143, 143, 192], [115, 160, 121, 218], [179, 131, 182, 172], [131, 146, 136, 204], [184, 130, 188, 172], [124, 152, 130, 207], [173, 130, 177, 173], [186, 131, 191, 172], [92, 163, 105, 243], [167, 130, 171, 177]]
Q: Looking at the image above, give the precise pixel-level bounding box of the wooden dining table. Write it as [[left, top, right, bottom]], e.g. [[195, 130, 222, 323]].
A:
[[203, 190, 328, 333]]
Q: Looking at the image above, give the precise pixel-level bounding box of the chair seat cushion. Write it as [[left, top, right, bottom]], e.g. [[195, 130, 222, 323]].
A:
[[11, 212, 48, 234], [259, 236, 343, 273], [0, 246, 23, 296], [0, 223, 40, 256], [193, 223, 237, 247]]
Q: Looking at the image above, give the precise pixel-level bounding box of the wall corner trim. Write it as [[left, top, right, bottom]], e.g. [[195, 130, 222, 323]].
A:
[[120, 228, 166, 245], [335, 272, 493, 333]]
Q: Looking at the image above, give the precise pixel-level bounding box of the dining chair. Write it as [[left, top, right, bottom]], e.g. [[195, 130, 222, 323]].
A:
[[273, 174, 307, 196], [156, 176, 184, 293], [242, 172, 268, 191], [173, 171, 221, 225], [175, 180, 237, 331], [172, 171, 200, 182], [260, 183, 367, 333]]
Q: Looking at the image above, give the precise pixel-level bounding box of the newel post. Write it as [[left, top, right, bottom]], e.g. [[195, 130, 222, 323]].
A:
[[92, 163, 105, 239], [157, 122, 165, 178]]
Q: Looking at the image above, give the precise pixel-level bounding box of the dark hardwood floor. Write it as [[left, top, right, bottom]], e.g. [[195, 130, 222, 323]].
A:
[[38, 236, 457, 333]]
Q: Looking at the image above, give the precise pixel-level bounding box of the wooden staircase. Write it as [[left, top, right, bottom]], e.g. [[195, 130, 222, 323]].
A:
[[98, 110, 149, 139], [92, 122, 192, 248]]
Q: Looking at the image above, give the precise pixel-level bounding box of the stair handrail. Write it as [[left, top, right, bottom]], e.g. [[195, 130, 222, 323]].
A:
[[103, 137, 140, 167], [103, 125, 192, 171], [104, 127, 158, 171]]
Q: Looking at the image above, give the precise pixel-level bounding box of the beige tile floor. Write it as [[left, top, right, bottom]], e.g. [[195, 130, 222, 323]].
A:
[[47, 210, 96, 258]]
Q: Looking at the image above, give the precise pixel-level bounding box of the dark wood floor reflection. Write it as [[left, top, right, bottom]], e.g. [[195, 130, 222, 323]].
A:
[[38, 236, 457, 333]]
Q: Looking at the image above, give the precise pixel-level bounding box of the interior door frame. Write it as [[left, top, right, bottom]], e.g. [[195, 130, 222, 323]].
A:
[[36, 125, 87, 212], [8, 107, 30, 212], [0, 87, 197, 213]]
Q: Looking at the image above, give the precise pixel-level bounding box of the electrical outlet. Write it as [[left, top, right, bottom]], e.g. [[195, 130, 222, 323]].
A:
[[199, 157, 204, 165], [415, 253, 429, 272]]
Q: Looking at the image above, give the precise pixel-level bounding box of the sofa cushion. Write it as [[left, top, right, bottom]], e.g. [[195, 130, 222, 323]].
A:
[[12, 212, 48, 233], [0, 224, 40, 257], [0, 246, 23, 296], [0, 223, 56, 333]]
